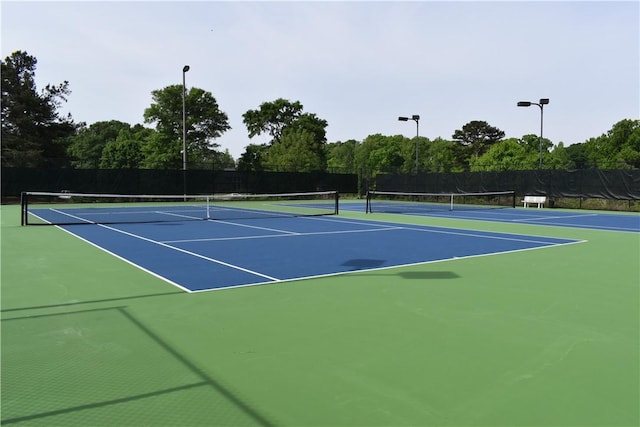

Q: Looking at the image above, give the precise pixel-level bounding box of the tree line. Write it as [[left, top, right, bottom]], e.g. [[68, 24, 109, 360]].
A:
[[3, 51, 639, 174]]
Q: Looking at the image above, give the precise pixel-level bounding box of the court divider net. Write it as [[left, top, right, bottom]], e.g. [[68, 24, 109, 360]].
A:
[[21, 190, 339, 226], [365, 190, 516, 214]]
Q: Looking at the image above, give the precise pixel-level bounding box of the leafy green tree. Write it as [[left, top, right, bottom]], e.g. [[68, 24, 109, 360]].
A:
[[1, 51, 76, 167], [237, 144, 268, 172], [67, 120, 132, 168], [423, 137, 459, 172], [578, 120, 640, 169], [401, 136, 437, 173], [99, 125, 153, 169], [356, 134, 406, 176], [564, 142, 590, 169], [326, 140, 358, 173], [210, 149, 236, 170], [140, 132, 177, 169], [143, 85, 230, 169], [470, 138, 530, 171], [452, 120, 505, 165], [547, 142, 573, 170], [242, 98, 328, 171], [287, 112, 328, 168], [242, 98, 304, 144], [603, 119, 640, 168], [470, 135, 558, 171], [263, 128, 325, 172]]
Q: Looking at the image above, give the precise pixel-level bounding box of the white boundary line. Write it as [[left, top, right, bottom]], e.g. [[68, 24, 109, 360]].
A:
[[95, 223, 280, 282], [162, 226, 403, 244], [43, 209, 280, 291], [190, 238, 586, 293], [31, 209, 587, 294], [29, 212, 194, 293]]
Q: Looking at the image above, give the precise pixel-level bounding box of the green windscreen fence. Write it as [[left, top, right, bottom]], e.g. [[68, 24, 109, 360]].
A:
[[4, 168, 639, 201], [2, 169, 358, 199], [373, 169, 640, 200]]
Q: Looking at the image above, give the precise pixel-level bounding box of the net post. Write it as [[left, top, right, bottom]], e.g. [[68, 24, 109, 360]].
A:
[[335, 191, 339, 215], [20, 192, 27, 226], [450, 194, 454, 211], [511, 191, 516, 208], [365, 191, 371, 213]]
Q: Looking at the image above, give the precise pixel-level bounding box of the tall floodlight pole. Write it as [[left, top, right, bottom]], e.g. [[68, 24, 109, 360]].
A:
[[398, 115, 420, 173], [182, 65, 190, 198], [182, 65, 190, 172], [517, 98, 549, 169]]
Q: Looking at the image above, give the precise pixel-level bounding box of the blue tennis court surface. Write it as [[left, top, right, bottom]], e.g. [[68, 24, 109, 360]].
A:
[[49, 215, 581, 292], [342, 201, 640, 233]]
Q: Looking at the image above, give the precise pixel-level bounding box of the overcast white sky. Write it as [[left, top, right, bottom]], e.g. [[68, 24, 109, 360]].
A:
[[2, 1, 638, 159]]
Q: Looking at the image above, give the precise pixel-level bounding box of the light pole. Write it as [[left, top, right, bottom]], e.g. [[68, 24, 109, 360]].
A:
[[398, 115, 420, 173], [182, 65, 190, 172], [517, 98, 549, 169], [182, 65, 190, 197]]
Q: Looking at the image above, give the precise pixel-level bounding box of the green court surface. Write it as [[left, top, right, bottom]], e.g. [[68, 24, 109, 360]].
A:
[[1, 204, 638, 426]]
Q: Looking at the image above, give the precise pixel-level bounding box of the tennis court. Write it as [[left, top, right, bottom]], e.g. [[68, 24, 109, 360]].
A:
[[355, 190, 640, 232], [2, 193, 639, 426]]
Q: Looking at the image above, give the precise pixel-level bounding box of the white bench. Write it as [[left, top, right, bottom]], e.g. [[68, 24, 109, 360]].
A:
[[522, 195, 546, 208]]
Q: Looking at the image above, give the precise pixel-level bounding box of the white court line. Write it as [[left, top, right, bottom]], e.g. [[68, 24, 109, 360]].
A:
[[41, 208, 586, 293], [209, 218, 300, 235], [48, 208, 279, 286], [162, 226, 403, 244], [96, 223, 280, 281], [512, 213, 600, 222], [399, 224, 580, 246], [311, 214, 582, 245], [190, 239, 586, 293], [37, 212, 192, 292]]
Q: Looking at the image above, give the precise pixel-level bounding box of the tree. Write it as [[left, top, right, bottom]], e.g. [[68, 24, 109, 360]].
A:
[[67, 120, 133, 168], [237, 144, 268, 172], [423, 137, 459, 172], [564, 143, 590, 169], [211, 149, 236, 171], [470, 138, 529, 171], [99, 125, 153, 169], [143, 85, 230, 169], [326, 140, 358, 173], [1, 51, 76, 167], [579, 120, 640, 169], [263, 128, 325, 172], [603, 119, 640, 168], [547, 142, 573, 170], [286, 112, 328, 168], [470, 135, 557, 171], [452, 120, 505, 165], [242, 98, 304, 144], [242, 98, 328, 171], [355, 134, 406, 176]]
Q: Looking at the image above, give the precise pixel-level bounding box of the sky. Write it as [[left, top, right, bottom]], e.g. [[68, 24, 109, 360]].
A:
[[2, 0, 638, 159]]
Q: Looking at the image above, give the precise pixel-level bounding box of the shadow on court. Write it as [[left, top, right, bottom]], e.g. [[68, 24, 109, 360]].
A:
[[1, 306, 275, 426]]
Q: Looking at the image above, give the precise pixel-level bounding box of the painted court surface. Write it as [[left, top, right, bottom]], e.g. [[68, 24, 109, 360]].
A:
[[2, 202, 639, 426]]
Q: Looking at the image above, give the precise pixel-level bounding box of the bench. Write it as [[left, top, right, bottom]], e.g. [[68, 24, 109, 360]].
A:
[[522, 195, 546, 208]]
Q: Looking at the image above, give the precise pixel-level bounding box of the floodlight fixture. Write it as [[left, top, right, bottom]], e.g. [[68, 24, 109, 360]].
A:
[[398, 114, 421, 173], [516, 97, 550, 169]]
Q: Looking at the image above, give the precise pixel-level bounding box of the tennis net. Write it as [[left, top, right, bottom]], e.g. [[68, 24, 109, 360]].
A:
[[21, 190, 339, 226], [365, 190, 516, 214]]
